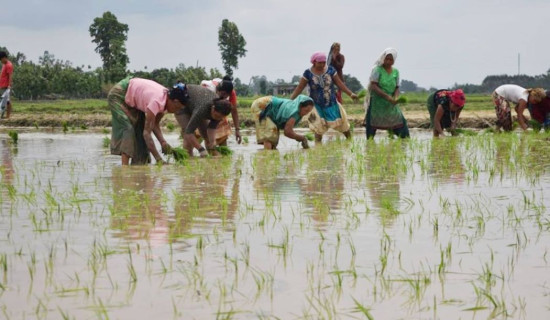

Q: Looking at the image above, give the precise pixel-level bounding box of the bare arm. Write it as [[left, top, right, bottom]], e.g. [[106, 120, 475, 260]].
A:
[[184, 133, 204, 152], [333, 74, 354, 97], [206, 128, 220, 156], [230, 105, 241, 143], [143, 110, 164, 163], [393, 87, 400, 100], [153, 112, 171, 153], [433, 105, 445, 137], [370, 81, 396, 104], [516, 100, 528, 131], [283, 117, 308, 149], [290, 78, 308, 100], [283, 118, 305, 141]]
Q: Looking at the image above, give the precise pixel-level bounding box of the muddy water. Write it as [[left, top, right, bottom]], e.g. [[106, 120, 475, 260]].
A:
[[1, 129, 550, 319]]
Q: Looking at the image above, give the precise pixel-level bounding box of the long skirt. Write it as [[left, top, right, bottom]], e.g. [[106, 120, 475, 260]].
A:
[[365, 104, 409, 139], [109, 81, 150, 165], [492, 91, 513, 131], [307, 102, 350, 135], [251, 96, 280, 147]]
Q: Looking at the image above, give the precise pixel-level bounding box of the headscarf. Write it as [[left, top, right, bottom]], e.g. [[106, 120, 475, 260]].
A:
[[372, 47, 398, 71], [262, 95, 313, 128], [310, 52, 327, 64], [327, 42, 340, 67], [450, 89, 466, 108]]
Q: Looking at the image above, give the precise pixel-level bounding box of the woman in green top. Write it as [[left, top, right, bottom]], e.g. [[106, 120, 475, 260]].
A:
[[364, 48, 409, 139], [251, 94, 314, 150]]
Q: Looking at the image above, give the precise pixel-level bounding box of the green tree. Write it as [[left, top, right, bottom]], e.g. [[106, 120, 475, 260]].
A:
[[344, 74, 364, 92], [400, 79, 419, 92], [89, 11, 130, 83], [218, 19, 247, 76]]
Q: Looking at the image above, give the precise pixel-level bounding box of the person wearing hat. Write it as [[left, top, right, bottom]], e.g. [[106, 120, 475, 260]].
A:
[[109, 77, 188, 165], [290, 51, 358, 143], [427, 89, 466, 137], [492, 84, 546, 132]]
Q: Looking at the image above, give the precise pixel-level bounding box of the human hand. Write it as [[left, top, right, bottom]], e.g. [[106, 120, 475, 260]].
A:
[[235, 130, 242, 144], [161, 141, 172, 154], [350, 93, 359, 103], [199, 149, 209, 158], [155, 157, 168, 165], [301, 137, 309, 149]]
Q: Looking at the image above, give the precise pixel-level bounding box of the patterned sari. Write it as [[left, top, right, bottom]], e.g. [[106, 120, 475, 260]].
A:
[[109, 77, 151, 164]]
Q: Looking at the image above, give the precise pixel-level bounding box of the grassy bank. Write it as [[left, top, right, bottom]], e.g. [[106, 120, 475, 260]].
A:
[[1, 92, 497, 129]]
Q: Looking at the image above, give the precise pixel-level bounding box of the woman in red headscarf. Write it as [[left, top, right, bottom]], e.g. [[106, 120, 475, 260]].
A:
[[427, 89, 466, 137]]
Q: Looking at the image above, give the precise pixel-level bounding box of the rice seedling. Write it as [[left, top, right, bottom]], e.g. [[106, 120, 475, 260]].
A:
[[7, 130, 18, 144], [396, 96, 408, 104], [166, 122, 176, 131], [0, 129, 549, 319], [169, 147, 189, 163], [215, 145, 233, 156], [452, 128, 478, 136]]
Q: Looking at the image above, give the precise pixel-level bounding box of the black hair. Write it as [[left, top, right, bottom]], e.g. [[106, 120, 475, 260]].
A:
[[212, 98, 232, 116], [168, 85, 190, 104], [0, 51, 7, 59], [299, 100, 314, 108], [216, 75, 234, 94]]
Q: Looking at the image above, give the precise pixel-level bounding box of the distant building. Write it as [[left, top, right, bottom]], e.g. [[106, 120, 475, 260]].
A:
[[273, 83, 307, 96]]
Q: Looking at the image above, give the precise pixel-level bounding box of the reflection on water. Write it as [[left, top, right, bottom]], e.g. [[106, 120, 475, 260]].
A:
[[364, 139, 405, 225], [110, 166, 172, 245], [428, 138, 465, 185], [299, 144, 346, 221], [1, 131, 550, 319], [110, 156, 241, 244], [0, 139, 14, 186]]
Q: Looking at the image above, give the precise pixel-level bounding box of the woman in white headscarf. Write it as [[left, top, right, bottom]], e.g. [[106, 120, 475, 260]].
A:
[[364, 48, 409, 139]]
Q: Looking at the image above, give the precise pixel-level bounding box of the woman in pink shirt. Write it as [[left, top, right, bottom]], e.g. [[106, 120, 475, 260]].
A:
[[109, 77, 188, 165]]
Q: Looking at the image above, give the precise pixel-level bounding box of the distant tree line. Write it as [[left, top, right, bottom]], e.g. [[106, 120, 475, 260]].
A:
[[401, 72, 550, 94], [0, 46, 225, 100], [6, 10, 547, 100]]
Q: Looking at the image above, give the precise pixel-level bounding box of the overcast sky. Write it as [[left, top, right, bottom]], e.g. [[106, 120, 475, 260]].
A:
[[1, 0, 548, 89]]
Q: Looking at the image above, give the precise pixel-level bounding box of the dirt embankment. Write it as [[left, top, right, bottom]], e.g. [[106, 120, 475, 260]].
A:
[[0, 110, 499, 129]]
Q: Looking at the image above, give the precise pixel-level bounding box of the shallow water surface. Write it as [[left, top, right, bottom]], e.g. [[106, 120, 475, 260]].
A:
[[1, 130, 550, 319]]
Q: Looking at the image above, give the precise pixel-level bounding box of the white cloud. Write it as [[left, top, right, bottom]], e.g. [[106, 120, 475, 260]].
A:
[[1, 0, 549, 89]]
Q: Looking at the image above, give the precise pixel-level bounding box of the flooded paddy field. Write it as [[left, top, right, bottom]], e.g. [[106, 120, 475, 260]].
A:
[[1, 129, 550, 319]]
